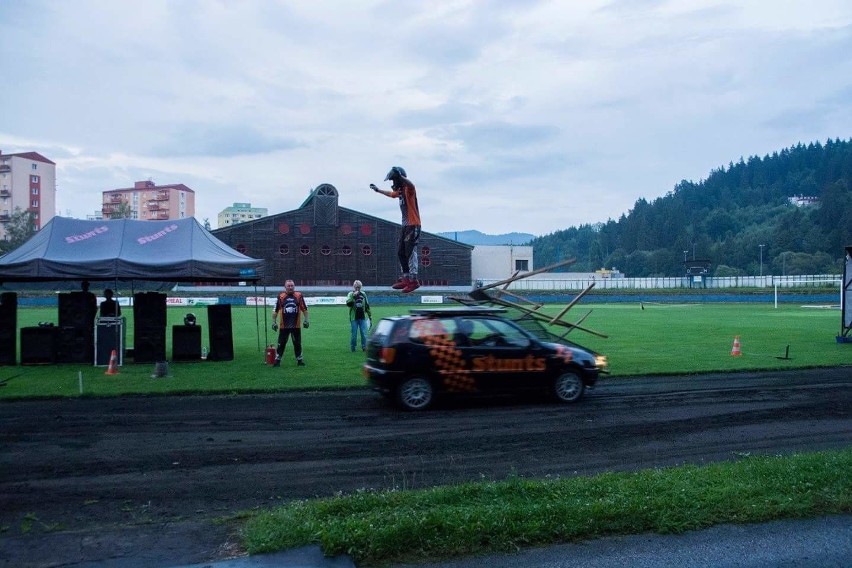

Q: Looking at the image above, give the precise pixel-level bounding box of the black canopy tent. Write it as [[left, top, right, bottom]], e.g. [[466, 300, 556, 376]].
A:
[[0, 217, 268, 356], [0, 217, 263, 282]]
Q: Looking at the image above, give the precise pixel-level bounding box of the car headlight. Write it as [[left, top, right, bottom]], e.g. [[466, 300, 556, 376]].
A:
[[594, 354, 608, 370]]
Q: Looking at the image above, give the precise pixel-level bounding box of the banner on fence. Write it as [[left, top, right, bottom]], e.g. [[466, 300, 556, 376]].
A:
[[420, 296, 444, 304], [166, 297, 220, 307], [245, 296, 347, 306]]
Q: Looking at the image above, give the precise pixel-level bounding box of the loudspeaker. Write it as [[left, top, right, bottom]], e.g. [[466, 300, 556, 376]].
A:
[[207, 304, 233, 361], [0, 293, 16, 366], [172, 325, 202, 361], [21, 327, 58, 365], [59, 293, 94, 330], [56, 327, 93, 364], [133, 292, 167, 328], [134, 326, 166, 363]]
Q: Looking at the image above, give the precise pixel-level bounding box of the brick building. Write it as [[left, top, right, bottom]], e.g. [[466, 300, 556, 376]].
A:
[[212, 183, 472, 287]]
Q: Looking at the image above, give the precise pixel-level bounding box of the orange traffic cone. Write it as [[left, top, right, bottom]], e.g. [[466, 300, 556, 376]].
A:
[[105, 349, 119, 375], [730, 336, 742, 357]]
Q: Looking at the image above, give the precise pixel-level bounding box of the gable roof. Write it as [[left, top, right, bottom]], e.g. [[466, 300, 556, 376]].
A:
[[1, 152, 56, 165], [0, 217, 264, 282]]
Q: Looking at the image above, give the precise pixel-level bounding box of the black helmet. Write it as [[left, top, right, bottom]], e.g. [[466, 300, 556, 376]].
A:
[[384, 166, 407, 181]]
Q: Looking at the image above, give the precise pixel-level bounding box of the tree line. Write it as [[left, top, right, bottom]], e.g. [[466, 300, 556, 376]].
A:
[[531, 138, 852, 276]]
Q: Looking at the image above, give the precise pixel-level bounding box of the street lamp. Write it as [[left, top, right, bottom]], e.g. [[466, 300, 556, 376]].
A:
[[683, 250, 688, 263], [759, 244, 765, 277]]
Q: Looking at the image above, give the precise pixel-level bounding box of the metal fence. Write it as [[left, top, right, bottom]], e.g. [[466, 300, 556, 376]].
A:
[[477, 274, 842, 291]]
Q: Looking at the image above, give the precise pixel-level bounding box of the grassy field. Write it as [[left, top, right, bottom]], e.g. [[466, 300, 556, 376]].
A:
[[0, 302, 848, 398], [242, 449, 852, 566]]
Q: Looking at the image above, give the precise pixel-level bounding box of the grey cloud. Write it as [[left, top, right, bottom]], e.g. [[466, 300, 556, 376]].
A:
[[150, 124, 304, 158], [452, 121, 561, 152], [441, 151, 576, 184]]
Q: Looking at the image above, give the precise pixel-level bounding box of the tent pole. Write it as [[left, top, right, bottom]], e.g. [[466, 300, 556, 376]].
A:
[[262, 284, 268, 349], [254, 281, 261, 352]]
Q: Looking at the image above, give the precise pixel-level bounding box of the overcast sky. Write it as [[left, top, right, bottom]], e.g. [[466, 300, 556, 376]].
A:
[[1, 1, 851, 236]]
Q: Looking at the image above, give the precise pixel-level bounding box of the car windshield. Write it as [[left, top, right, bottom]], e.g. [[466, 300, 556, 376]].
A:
[[496, 306, 589, 349]]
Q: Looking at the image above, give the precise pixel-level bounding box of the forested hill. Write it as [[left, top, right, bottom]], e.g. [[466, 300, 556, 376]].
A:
[[532, 138, 852, 277]]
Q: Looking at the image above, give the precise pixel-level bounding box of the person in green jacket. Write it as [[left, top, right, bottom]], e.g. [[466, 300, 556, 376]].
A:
[[346, 280, 372, 352]]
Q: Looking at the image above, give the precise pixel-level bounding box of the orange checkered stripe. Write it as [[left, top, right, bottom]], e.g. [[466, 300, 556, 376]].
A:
[[412, 319, 476, 392]]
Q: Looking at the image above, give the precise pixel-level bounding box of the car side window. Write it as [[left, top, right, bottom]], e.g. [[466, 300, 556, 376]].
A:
[[481, 319, 531, 348], [409, 318, 449, 344]]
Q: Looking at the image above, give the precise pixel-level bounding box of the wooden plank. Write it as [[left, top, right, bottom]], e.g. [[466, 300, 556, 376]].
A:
[[549, 282, 595, 324]]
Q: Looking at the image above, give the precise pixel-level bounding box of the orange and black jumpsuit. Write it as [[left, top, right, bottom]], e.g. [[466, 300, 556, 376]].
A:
[[388, 178, 421, 277]]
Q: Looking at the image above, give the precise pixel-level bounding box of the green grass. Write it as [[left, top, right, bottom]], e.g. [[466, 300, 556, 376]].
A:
[[242, 449, 852, 566], [1, 302, 848, 398]]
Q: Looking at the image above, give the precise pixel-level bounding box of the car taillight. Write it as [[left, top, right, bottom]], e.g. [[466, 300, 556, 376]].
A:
[[380, 347, 396, 364]]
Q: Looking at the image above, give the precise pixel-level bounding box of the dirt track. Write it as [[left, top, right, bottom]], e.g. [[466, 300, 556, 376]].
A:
[[1, 367, 850, 567]]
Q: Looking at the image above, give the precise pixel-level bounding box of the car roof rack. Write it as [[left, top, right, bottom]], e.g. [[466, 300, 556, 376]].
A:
[[409, 306, 507, 317]]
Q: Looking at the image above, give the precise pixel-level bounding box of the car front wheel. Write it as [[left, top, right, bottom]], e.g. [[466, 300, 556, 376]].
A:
[[553, 371, 585, 403], [396, 376, 434, 411]]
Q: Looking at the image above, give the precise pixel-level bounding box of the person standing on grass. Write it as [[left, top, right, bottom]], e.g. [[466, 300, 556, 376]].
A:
[[346, 280, 372, 352], [271, 279, 309, 367], [370, 166, 422, 293]]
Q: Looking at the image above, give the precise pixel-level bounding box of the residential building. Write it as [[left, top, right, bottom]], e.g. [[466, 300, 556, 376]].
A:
[[0, 150, 56, 240], [788, 194, 819, 207], [102, 180, 195, 221], [218, 202, 267, 228]]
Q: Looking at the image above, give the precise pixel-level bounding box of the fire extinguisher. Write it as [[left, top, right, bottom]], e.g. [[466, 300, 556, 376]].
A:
[[265, 345, 277, 365]]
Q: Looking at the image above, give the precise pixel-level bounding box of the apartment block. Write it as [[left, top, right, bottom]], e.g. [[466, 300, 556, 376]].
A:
[[102, 180, 195, 221], [217, 202, 267, 228], [0, 150, 56, 240]]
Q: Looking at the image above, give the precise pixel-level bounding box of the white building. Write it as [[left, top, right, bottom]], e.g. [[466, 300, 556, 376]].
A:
[[218, 202, 268, 228], [471, 245, 534, 281], [0, 151, 56, 241]]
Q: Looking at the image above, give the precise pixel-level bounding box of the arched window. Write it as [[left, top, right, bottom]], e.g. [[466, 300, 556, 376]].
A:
[[361, 244, 372, 256], [279, 244, 289, 255], [235, 244, 247, 254], [278, 223, 289, 234], [341, 223, 353, 235], [321, 244, 331, 256], [421, 245, 431, 257], [341, 245, 352, 256], [300, 244, 310, 255], [422, 257, 432, 267], [299, 223, 311, 235], [360, 224, 373, 236]]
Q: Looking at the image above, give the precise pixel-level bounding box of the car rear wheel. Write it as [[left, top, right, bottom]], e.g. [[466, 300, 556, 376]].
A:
[[553, 371, 584, 403], [396, 376, 434, 411]]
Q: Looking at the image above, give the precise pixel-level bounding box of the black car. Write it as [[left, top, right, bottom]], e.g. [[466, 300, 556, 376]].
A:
[[363, 306, 607, 410]]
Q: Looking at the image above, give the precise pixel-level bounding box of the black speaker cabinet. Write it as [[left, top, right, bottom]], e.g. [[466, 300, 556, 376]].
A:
[[133, 292, 167, 328], [59, 292, 95, 330], [172, 325, 202, 361], [134, 326, 166, 363], [0, 292, 16, 366], [207, 304, 233, 361], [21, 327, 58, 365], [56, 327, 94, 364]]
